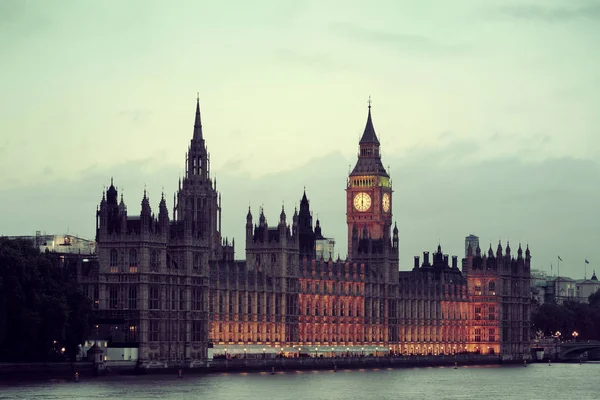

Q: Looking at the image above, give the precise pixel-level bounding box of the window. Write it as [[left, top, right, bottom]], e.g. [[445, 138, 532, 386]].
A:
[[271, 254, 277, 264], [171, 289, 177, 310], [149, 320, 160, 342], [179, 289, 185, 311], [488, 306, 495, 320], [475, 307, 482, 320], [474, 329, 481, 342], [150, 250, 159, 272], [489, 281, 496, 294], [193, 254, 200, 271], [248, 295, 253, 314], [109, 286, 118, 309], [128, 286, 137, 309], [489, 328, 496, 342], [150, 286, 160, 310], [128, 325, 137, 341], [474, 282, 481, 295], [110, 249, 119, 273], [192, 288, 201, 311], [129, 249, 138, 273], [238, 293, 243, 314]]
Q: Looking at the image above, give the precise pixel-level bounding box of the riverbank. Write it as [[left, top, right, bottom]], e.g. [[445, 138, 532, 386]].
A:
[[0, 354, 516, 381]]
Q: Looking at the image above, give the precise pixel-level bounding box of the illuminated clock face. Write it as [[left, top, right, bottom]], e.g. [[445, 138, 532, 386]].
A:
[[382, 193, 390, 213], [353, 192, 371, 212]]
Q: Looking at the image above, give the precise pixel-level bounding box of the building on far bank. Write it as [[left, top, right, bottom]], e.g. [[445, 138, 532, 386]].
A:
[[7, 231, 96, 254], [83, 98, 532, 368], [532, 271, 600, 305], [465, 234, 479, 258]]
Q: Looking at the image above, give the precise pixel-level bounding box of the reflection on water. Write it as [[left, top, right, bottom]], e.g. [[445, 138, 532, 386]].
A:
[[1, 363, 599, 400]]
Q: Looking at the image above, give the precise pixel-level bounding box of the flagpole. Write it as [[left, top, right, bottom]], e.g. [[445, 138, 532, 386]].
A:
[[557, 256, 560, 278], [585, 259, 587, 280]]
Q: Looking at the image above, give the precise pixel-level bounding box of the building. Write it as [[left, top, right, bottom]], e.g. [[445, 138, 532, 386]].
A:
[[88, 98, 532, 367], [465, 234, 479, 258], [532, 272, 600, 305], [7, 231, 96, 254]]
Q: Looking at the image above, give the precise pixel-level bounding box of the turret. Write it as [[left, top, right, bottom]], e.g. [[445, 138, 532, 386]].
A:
[[505, 241, 511, 258], [158, 192, 169, 229], [496, 241, 503, 258], [292, 207, 298, 237], [517, 243, 523, 260], [392, 222, 399, 249]]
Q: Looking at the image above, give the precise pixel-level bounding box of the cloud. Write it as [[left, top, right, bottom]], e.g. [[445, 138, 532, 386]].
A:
[[117, 109, 154, 125], [494, 3, 600, 22], [329, 22, 468, 56]]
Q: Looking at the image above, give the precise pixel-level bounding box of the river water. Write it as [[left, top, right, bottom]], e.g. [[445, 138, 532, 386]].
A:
[[1, 363, 598, 400]]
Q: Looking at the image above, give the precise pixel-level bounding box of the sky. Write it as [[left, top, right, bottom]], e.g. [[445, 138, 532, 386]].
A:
[[1, 0, 599, 278]]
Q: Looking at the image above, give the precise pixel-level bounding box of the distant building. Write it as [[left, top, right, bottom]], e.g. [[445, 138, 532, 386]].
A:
[[465, 235, 479, 258], [7, 231, 96, 254], [314, 219, 335, 260], [530, 271, 600, 305]]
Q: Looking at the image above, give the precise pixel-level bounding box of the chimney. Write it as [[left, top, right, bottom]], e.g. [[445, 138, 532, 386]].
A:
[[414, 256, 420, 269]]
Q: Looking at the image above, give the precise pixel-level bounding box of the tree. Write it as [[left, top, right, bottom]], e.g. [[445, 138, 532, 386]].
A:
[[0, 237, 92, 362]]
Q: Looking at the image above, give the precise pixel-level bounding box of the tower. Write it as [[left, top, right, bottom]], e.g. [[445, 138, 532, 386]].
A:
[[346, 100, 393, 255]]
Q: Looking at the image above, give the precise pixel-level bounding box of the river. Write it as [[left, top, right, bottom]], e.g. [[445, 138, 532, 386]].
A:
[[1, 362, 598, 400]]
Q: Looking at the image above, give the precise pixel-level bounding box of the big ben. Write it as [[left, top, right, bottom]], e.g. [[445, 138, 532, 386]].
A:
[[346, 100, 393, 255]]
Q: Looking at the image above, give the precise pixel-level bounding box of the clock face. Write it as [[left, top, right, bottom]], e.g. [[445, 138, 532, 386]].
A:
[[382, 193, 390, 213], [353, 192, 372, 212]]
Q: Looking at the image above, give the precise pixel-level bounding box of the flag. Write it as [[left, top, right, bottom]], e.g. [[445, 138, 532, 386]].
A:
[[558, 255, 563, 261], [585, 259, 590, 264]]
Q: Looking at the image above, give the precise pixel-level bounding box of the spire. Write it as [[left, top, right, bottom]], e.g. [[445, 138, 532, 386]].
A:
[[359, 97, 380, 145], [193, 94, 203, 141], [393, 221, 398, 235]]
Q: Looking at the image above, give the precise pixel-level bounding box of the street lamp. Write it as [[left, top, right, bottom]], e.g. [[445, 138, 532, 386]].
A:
[[331, 347, 335, 358], [573, 331, 579, 341], [315, 347, 318, 358], [263, 347, 266, 359], [244, 348, 247, 359], [361, 347, 364, 357], [375, 347, 378, 357]]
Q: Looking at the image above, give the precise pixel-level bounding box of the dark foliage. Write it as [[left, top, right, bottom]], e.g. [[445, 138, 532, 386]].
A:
[[532, 295, 600, 340], [0, 238, 92, 362]]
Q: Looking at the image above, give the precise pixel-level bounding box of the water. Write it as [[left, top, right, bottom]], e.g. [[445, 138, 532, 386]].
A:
[[1, 363, 598, 400]]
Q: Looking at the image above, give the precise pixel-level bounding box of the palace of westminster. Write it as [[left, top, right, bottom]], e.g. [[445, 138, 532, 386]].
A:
[[81, 98, 532, 367]]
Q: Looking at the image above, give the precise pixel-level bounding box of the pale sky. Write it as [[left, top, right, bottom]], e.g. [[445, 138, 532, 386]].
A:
[[1, 0, 599, 278]]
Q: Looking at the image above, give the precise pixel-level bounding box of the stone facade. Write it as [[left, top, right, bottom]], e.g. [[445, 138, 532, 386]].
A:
[[87, 98, 532, 367]]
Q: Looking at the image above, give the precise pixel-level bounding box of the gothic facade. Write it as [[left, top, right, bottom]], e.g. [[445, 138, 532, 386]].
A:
[[88, 98, 531, 368]]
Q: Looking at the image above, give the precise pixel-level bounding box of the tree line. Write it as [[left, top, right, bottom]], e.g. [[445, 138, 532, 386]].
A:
[[532, 291, 600, 340], [0, 237, 93, 362]]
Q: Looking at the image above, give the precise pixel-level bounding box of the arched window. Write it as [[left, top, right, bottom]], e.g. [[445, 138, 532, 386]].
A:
[[488, 281, 496, 294], [150, 250, 159, 272], [109, 249, 118, 273], [129, 249, 138, 273]]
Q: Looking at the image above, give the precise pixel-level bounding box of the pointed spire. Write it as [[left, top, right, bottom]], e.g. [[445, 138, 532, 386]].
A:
[[193, 94, 203, 141], [393, 221, 398, 235], [359, 96, 380, 145]]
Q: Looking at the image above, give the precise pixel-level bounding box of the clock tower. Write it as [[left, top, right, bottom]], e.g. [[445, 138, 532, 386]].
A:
[[346, 100, 393, 255]]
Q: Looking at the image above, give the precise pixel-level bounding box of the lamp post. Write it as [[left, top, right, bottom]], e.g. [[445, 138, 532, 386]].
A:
[[389, 347, 392, 357], [281, 347, 284, 358], [298, 347, 302, 358], [244, 348, 247, 359], [361, 347, 364, 357], [375, 347, 378, 357], [224, 348, 227, 359], [263, 347, 266, 359], [331, 347, 335, 358], [573, 331, 579, 341], [315, 347, 318, 358], [346, 347, 350, 358]]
